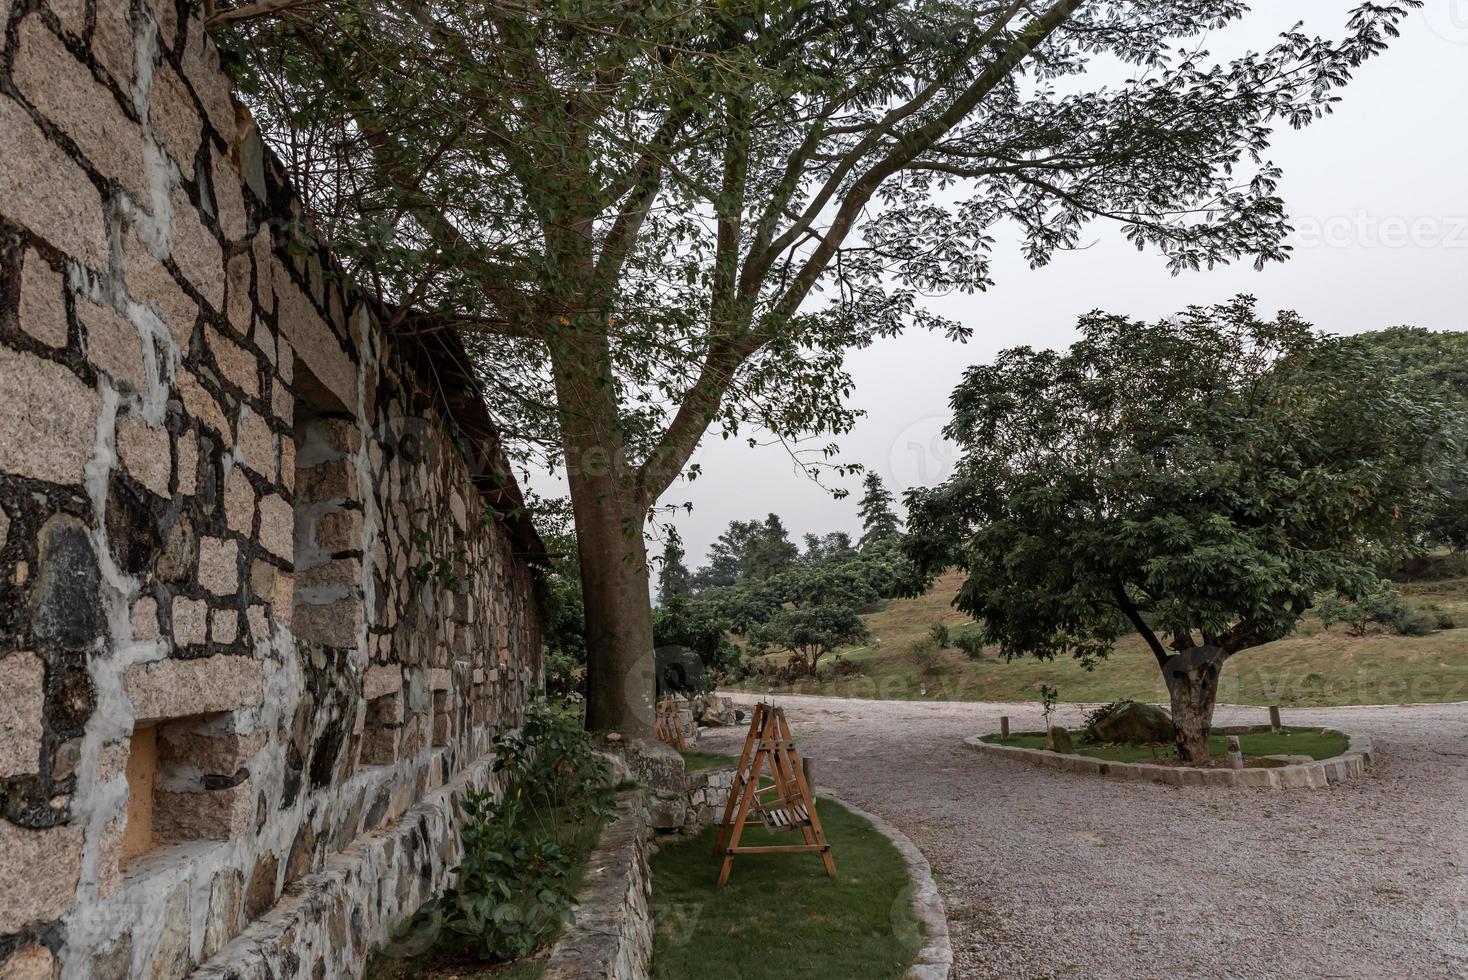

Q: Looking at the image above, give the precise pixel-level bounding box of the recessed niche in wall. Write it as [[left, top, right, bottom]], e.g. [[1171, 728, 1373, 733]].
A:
[[359, 692, 401, 766], [121, 714, 258, 873], [292, 361, 364, 648]]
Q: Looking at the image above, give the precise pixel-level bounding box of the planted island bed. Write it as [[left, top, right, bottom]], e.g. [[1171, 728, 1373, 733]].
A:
[[980, 726, 1349, 764], [651, 797, 923, 980]]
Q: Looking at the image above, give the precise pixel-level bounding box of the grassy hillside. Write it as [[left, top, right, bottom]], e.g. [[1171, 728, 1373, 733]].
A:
[[730, 569, 1468, 708]]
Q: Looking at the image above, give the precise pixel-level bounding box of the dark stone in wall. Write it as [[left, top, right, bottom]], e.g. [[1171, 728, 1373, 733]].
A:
[[156, 512, 198, 583], [30, 514, 104, 652], [105, 476, 161, 576], [243, 852, 279, 922]]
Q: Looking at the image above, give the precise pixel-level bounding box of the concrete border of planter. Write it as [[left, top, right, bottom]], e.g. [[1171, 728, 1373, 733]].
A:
[[963, 726, 1375, 789], [821, 793, 954, 980]]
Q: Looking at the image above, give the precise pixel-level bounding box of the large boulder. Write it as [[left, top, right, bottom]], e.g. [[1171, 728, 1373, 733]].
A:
[[693, 692, 738, 727], [1091, 701, 1176, 745]]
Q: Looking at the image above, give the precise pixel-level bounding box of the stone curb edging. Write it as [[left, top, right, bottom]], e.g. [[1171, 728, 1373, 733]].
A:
[[822, 792, 954, 980], [542, 792, 652, 980], [963, 729, 1375, 789]]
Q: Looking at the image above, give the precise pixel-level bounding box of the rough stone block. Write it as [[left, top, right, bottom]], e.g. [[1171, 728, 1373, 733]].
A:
[[142, 883, 190, 980], [275, 279, 354, 411], [257, 493, 292, 561], [17, 249, 69, 348], [236, 406, 275, 479], [125, 655, 264, 721], [296, 557, 359, 593], [124, 230, 197, 350], [223, 470, 255, 535], [0, 652, 45, 778], [0, 346, 99, 486], [201, 868, 244, 961], [180, 24, 235, 136], [155, 783, 254, 841], [168, 187, 225, 312], [270, 569, 293, 625], [0, 821, 83, 933], [132, 596, 159, 641], [31, 513, 104, 650], [0, 944, 56, 980], [211, 153, 248, 242], [298, 458, 356, 503], [146, 61, 200, 180], [197, 536, 239, 595], [14, 17, 147, 203], [90, 0, 135, 90], [119, 416, 171, 497], [169, 596, 207, 646], [176, 370, 232, 449], [210, 608, 238, 645], [176, 429, 198, 496], [315, 509, 362, 553], [293, 598, 363, 648], [362, 664, 401, 701], [208, 326, 258, 398], [79, 299, 147, 391], [0, 96, 108, 269]]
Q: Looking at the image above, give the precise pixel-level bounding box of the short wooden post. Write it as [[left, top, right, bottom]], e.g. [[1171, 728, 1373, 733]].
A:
[[1000, 716, 1010, 738], [1268, 705, 1282, 734], [1226, 735, 1243, 770]]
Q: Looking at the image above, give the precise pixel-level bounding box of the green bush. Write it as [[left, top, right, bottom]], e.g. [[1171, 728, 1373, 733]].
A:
[[408, 700, 613, 964], [928, 622, 950, 649], [1392, 607, 1439, 636], [952, 630, 985, 660]]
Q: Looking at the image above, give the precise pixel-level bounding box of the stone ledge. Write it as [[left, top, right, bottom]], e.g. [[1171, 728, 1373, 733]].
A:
[[822, 793, 953, 980], [962, 728, 1375, 790], [542, 792, 651, 980]]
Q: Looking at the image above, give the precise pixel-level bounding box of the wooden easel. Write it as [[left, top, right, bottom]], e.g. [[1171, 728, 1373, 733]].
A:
[[654, 696, 688, 751], [711, 702, 835, 886]]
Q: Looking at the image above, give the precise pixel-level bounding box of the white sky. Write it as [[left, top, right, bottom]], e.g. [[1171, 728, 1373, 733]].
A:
[[539, 4, 1468, 572]]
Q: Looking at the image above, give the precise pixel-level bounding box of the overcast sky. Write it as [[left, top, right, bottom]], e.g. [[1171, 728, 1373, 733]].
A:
[[538, 4, 1468, 573]]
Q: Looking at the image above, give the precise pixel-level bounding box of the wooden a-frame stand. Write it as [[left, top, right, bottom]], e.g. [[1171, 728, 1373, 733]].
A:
[[654, 696, 688, 751], [711, 702, 835, 886]]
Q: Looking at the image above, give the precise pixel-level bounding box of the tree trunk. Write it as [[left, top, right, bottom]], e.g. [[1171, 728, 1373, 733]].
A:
[[572, 483, 655, 735], [1162, 646, 1226, 764]]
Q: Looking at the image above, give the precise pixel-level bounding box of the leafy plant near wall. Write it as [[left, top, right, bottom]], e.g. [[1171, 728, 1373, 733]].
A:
[[407, 701, 613, 963]]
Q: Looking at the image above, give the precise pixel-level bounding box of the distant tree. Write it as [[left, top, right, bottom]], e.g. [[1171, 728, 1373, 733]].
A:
[[532, 497, 587, 698], [802, 531, 855, 564], [858, 473, 903, 547], [752, 606, 869, 677], [657, 530, 692, 603], [906, 299, 1450, 762], [692, 520, 763, 591], [743, 513, 800, 580], [653, 593, 740, 691], [1351, 327, 1468, 551]]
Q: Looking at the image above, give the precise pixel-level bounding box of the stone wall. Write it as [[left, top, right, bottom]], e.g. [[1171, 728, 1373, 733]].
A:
[[0, 0, 546, 976]]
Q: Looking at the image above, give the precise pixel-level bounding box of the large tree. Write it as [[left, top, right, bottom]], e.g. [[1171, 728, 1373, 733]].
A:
[[220, 0, 1419, 732], [905, 299, 1449, 761]]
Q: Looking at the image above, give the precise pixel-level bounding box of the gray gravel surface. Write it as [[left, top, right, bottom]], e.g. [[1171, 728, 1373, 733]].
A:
[[702, 694, 1468, 979]]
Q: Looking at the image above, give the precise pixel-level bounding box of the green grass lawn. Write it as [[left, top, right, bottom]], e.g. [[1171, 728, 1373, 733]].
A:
[[652, 798, 921, 980], [731, 569, 1468, 708], [979, 725, 1348, 763], [680, 750, 738, 772]]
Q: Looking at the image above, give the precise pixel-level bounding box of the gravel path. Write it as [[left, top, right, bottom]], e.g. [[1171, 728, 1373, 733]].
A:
[[701, 695, 1468, 979]]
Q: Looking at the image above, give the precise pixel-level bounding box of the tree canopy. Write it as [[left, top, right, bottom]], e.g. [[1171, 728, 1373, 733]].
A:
[[905, 298, 1451, 760], [218, 0, 1421, 731], [858, 473, 903, 547], [751, 606, 870, 677]]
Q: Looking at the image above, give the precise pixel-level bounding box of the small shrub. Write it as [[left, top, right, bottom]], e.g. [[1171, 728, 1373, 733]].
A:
[[1039, 684, 1059, 729], [953, 630, 985, 660], [831, 655, 863, 677], [407, 700, 613, 964], [928, 622, 950, 649], [1434, 609, 1458, 630], [1316, 580, 1406, 636], [1393, 607, 1438, 636]]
